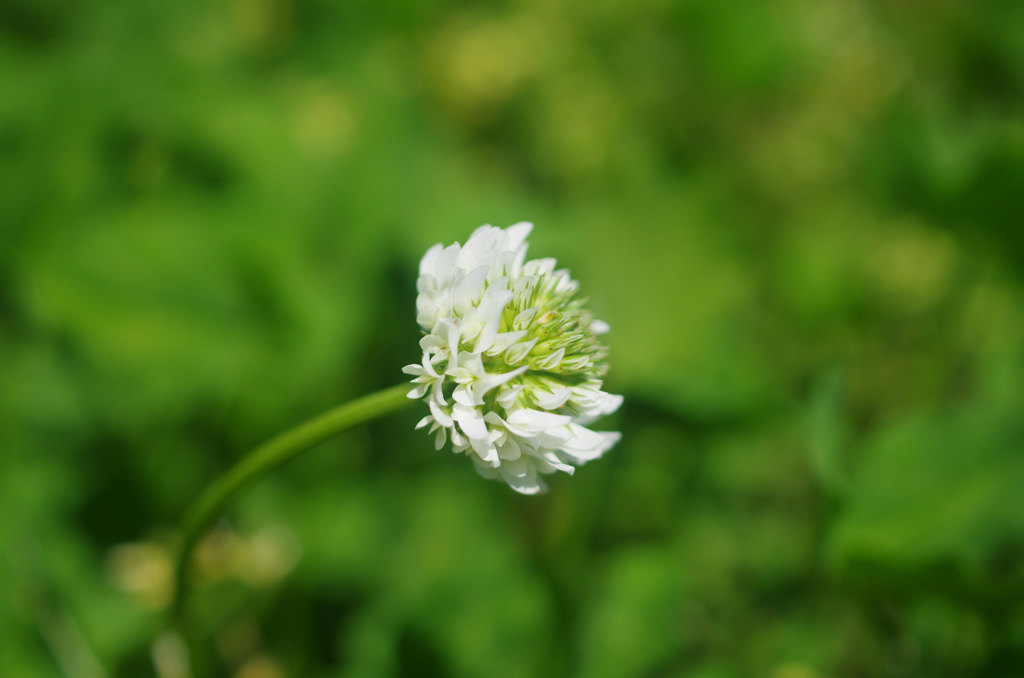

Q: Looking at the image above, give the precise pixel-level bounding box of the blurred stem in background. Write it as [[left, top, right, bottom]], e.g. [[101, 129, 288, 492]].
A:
[[171, 384, 413, 634]]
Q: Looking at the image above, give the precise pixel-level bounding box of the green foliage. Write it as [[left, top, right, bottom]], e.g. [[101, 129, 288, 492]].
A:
[[2, 0, 1024, 676], [829, 407, 1024, 574]]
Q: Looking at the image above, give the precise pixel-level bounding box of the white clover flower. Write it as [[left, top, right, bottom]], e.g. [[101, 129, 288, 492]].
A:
[[404, 222, 623, 494]]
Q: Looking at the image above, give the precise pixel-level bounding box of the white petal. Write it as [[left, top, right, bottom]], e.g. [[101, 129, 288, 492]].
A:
[[475, 442, 499, 466], [533, 449, 575, 475], [533, 387, 572, 410], [489, 250, 514, 281], [483, 411, 506, 426], [506, 408, 573, 431], [505, 338, 539, 365], [572, 390, 624, 424], [560, 424, 621, 461], [553, 271, 578, 294], [473, 317, 501, 355], [416, 305, 440, 329], [604, 393, 625, 414], [429, 400, 453, 427], [522, 258, 557, 277], [434, 426, 448, 450], [460, 352, 486, 378], [453, 265, 490, 316], [475, 365, 529, 400], [452, 384, 475, 407], [484, 410, 535, 439], [473, 457, 500, 479], [537, 427, 573, 449], [534, 347, 565, 371], [504, 222, 533, 251], [446, 367, 473, 382], [430, 379, 446, 406], [436, 243, 461, 288], [416, 273, 438, 295], [500, 460, 548, 495], [419, 243, 444, 277], [419, 334, 443, 352], [513, 307, 538, 330], [512, 275, 535, 295], [420, 354, 439, 377], [468, 223, 494, 240], [496, 384, 527, 409], [446, 323, 462, 366], [499, 457, 529, 477], [477, 284, 513, 321], [496, 435, 521, 460], [474, 292, 514, 353], [511, 243, 529, 278], [485, 331, 527, 356], [457, 226, 499, 269], [453, 403, 489, 441], [590, 319, 610, 335]]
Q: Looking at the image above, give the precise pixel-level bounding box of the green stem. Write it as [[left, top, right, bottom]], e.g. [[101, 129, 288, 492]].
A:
[[171, 383, 414, 621]]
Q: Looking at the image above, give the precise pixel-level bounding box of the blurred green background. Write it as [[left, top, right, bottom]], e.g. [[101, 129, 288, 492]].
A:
[[3, 0, 1024, 676]]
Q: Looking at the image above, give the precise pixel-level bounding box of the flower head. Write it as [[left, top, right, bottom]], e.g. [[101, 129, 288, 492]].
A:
[[405, 222, 623, 494]]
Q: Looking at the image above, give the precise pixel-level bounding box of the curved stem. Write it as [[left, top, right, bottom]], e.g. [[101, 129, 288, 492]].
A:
[[172, 383, 414, 620]]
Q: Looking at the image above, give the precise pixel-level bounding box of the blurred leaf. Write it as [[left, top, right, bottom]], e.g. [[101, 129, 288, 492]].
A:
[[557, 185, 778, 420], [23, 205, 372, 429], [3, 0, 1024, 674], [578, 546, 689, 678], [806, 367, 850, 498], [828, 407, 1024, 574], [338, 474, 555, 678]]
